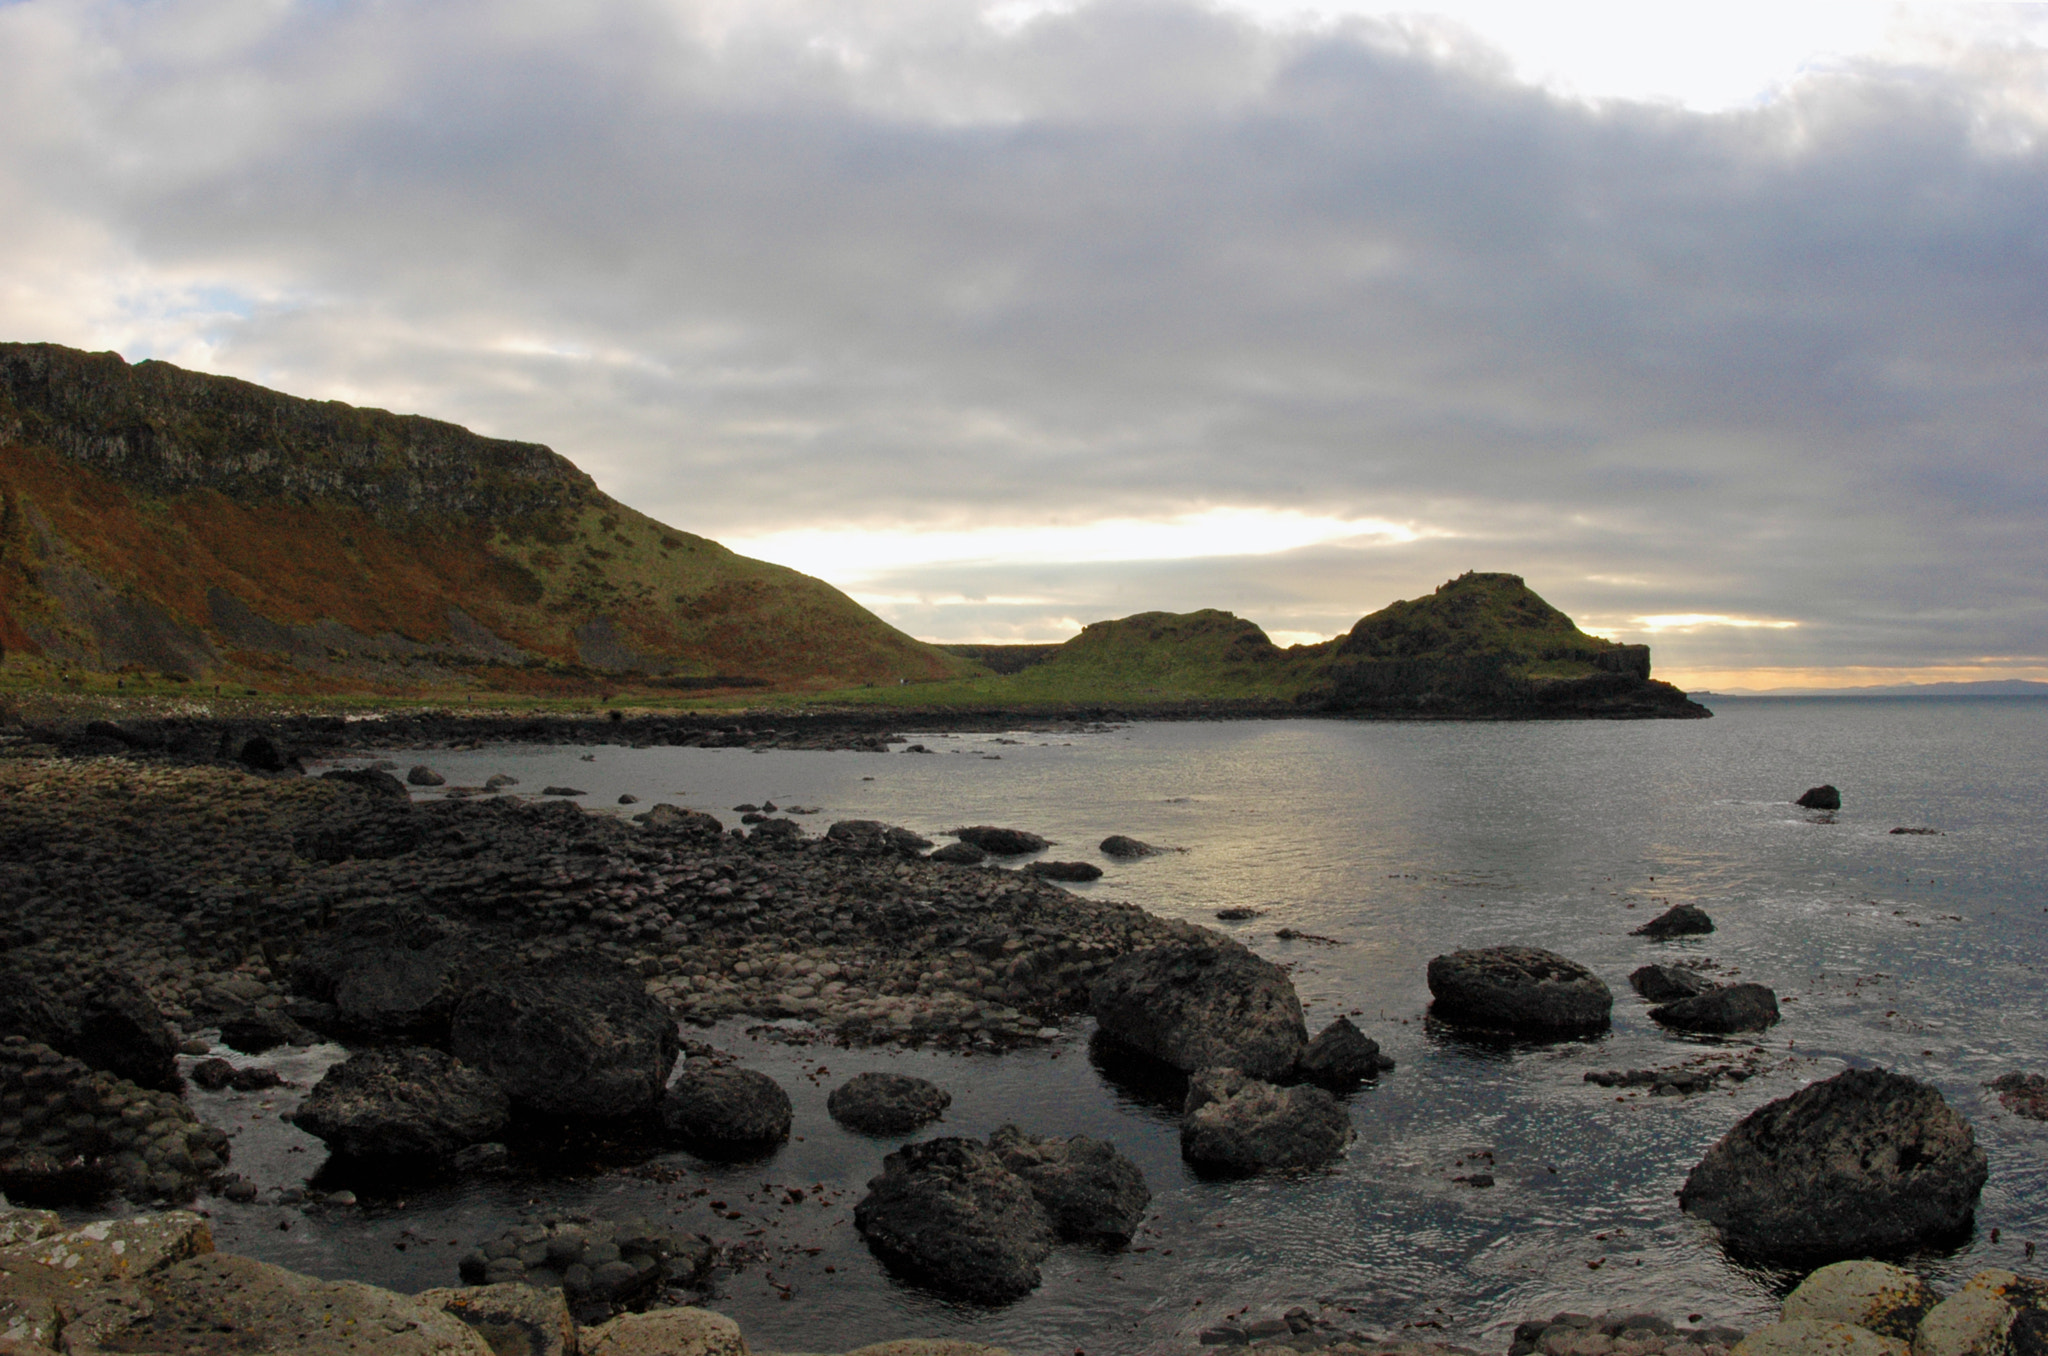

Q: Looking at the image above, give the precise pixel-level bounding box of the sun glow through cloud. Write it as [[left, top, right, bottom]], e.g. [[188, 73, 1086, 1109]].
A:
[[724, 509, 1435, 583]]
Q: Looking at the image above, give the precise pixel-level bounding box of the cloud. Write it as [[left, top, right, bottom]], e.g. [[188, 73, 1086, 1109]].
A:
[[3, 0, 2047, 678]]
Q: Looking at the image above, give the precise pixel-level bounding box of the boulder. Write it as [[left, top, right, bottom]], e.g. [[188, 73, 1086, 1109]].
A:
[[1679, 1068, 1987, 1262], [407, 764, 446, 786], [1650, 983, 1781, 1034], [1630, 964, 1720, 1002], [218, 1008, 311, 1055], [126, 1252, 492, 1353], [582, 1306, 749, 1356], [749, 816, 804, 841], [853, 1137, 1055, 1303], [237, 734, 296, 774], [632, 803, 725, 836], [1781, 1260, 1940, 1341], [1425, 946, 1612, 1036], [540, 786, 587, 797], [827, 1072, 951, 1135], [927, 841, 988, 865], [1089, 941, 1307, 1081], [1987, 1073, 2048, 1121], [1099, 835, 1162, 858], [952, 826, 1049, 856], [321, 767, 411, 801], [1296, 1016, 1392, 1088], [661, 1067, 793, 1151], [988, 1124, 1150, 1244], [451, 955, 680, 1120], [419, 1282, 578, 1356], [1797, 785, 1842, 810], [293, 907, 480, 1041], [0, 972, 181, 1091], [827, 820, 935, 855], [1180, 1067, 1352, 1174], [1025, 860, 1103, 882], [1729, 1320, 1908, 1356], [1913, 1269, 2048, 1356], [290, 1047, 509, 1162], [1633, 904, 1715, 939]]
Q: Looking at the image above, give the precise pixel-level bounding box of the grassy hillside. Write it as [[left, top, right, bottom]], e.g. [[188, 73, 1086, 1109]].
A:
[[0, 344, 976, 696]]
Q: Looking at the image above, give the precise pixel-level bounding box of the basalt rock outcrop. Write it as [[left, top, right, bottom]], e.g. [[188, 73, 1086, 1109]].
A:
[[1680, 1068, 1987, 1262], [1426, 946, 1612, 1037], [451, 954, 681, 1120], [988, 1124, 1151, 1244], [289, 1046, 510, 1163], [827, 1072, 952, 1135], [853, 1137, 1056, 1303], [1089, 940, 1308, 1081], [1179, 1067, 1353, 1174]]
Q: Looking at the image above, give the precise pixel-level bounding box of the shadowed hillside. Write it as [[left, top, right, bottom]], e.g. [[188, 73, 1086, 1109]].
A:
[[0, 343, 974, 695]]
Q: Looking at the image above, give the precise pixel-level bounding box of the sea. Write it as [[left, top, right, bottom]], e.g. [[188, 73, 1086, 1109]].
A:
[[180, 697, 2048, 1354]]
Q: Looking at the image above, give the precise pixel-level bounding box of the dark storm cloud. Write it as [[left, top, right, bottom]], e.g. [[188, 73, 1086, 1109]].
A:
[[3, 0, 2045, 675]]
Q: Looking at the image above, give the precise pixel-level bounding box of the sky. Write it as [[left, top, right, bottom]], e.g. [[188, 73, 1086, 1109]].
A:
[[4, 0, 2047, 690]]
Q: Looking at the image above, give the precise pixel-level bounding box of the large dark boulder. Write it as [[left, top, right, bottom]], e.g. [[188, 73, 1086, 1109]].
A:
[[827, 1072, 951, 1135], [1679, 1068, 1988, 1262], [290, 1046, 509, 1162], [1796, 785, 1842, 810], [1089, 941, 1307, 1081], [292, 907, 479, 1041], [319, 767, 410, 801], [927, 841, 988, 865], [1296, 1016, 1392, 1089], [0, 972, 180, 1091], [1632, 904, 1714, 939], [1180, 1067, 1352, 1175], [1026, 860, 1103, 882], [1630, 964, 1719, 1002], [853, 1137, 1055, 1303], [631, 803, 725, 838], [661, 1067, 792, 1152], [989, 1124, 1150, 1244], [1099, 835, 1162, 859], [218, 1008, 312, 1055], [1650, 983, 1780, 1034], [1425, 946, 1611, 1036], [953, 826, 1049, 856], [450, 954, 680, 1120]]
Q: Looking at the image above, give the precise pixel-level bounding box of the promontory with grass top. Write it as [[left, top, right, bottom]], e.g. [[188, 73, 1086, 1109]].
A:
[[1, 341, 1702, 720]]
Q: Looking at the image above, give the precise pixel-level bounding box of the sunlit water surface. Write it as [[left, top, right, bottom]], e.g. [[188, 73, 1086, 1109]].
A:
[[172, 700, 2048, 1353]]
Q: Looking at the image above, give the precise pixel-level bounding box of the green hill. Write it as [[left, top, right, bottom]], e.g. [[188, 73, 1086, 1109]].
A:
[[0, 343, 975, 697]]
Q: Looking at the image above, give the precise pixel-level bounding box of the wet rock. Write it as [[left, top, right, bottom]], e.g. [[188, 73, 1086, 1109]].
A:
[[827, 820, 935, 855], [418, 1282, 578, 1356], [1026, 860, 1103, 882], [1630, 964, 1720, 1003], [1633, 904, 1715, 939], [952, 826, 1050, 856], [1089, 941, 1307, 1081], [827, 1072, 951, 1135], [1680, 1068, 1987, 1262], [750, 816, 804, 841], [854, 1136, 1054, 1303], [0, 1040, 227, 1205], [927, 841, 988, 865], [0, 972, 181, 1091], [1180, 1067, 1352, 1174], [237, 734, 296, 774], [1781, 1260, 1941, 1341], [191, 1058, 286, 1092], [1099, 835, 1161, 858], [290, 1046, 510, 1162], [582, 1306, 747, 1356], [540, 786, 587, 797], [1426, 946, 1612, 1036], [484, 774, 519, 789], [218, 1007, 310, 1055], [1731, 1320, 1908, 1356], [1213, 907, 1263, 921], [1987, 1073, 2048, 1121], [407, 765, 447, 786], [1650, 983, 1780, 1034], [1913, 1269, 2048, 1356], [1296, 1016, 1392, 1088], [1796, 785, 1842, 810], [452, 955, 680, 1120], [662, 1067, 793, 1151], [988, 1124, 1150, 1244]]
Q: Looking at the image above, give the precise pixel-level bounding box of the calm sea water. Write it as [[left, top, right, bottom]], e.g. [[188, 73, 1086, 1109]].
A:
[[188, 699, 2048, 1354]]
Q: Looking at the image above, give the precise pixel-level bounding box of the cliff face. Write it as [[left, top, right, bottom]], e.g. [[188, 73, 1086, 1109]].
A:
[[0, 343, 972, 694]]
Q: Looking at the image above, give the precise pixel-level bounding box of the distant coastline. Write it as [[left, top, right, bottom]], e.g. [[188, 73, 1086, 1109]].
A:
[[1694, 680, 2048, 698]]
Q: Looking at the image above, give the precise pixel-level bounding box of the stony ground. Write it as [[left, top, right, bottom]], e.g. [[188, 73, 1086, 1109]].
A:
[[0, 745, 1195, 1052]]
